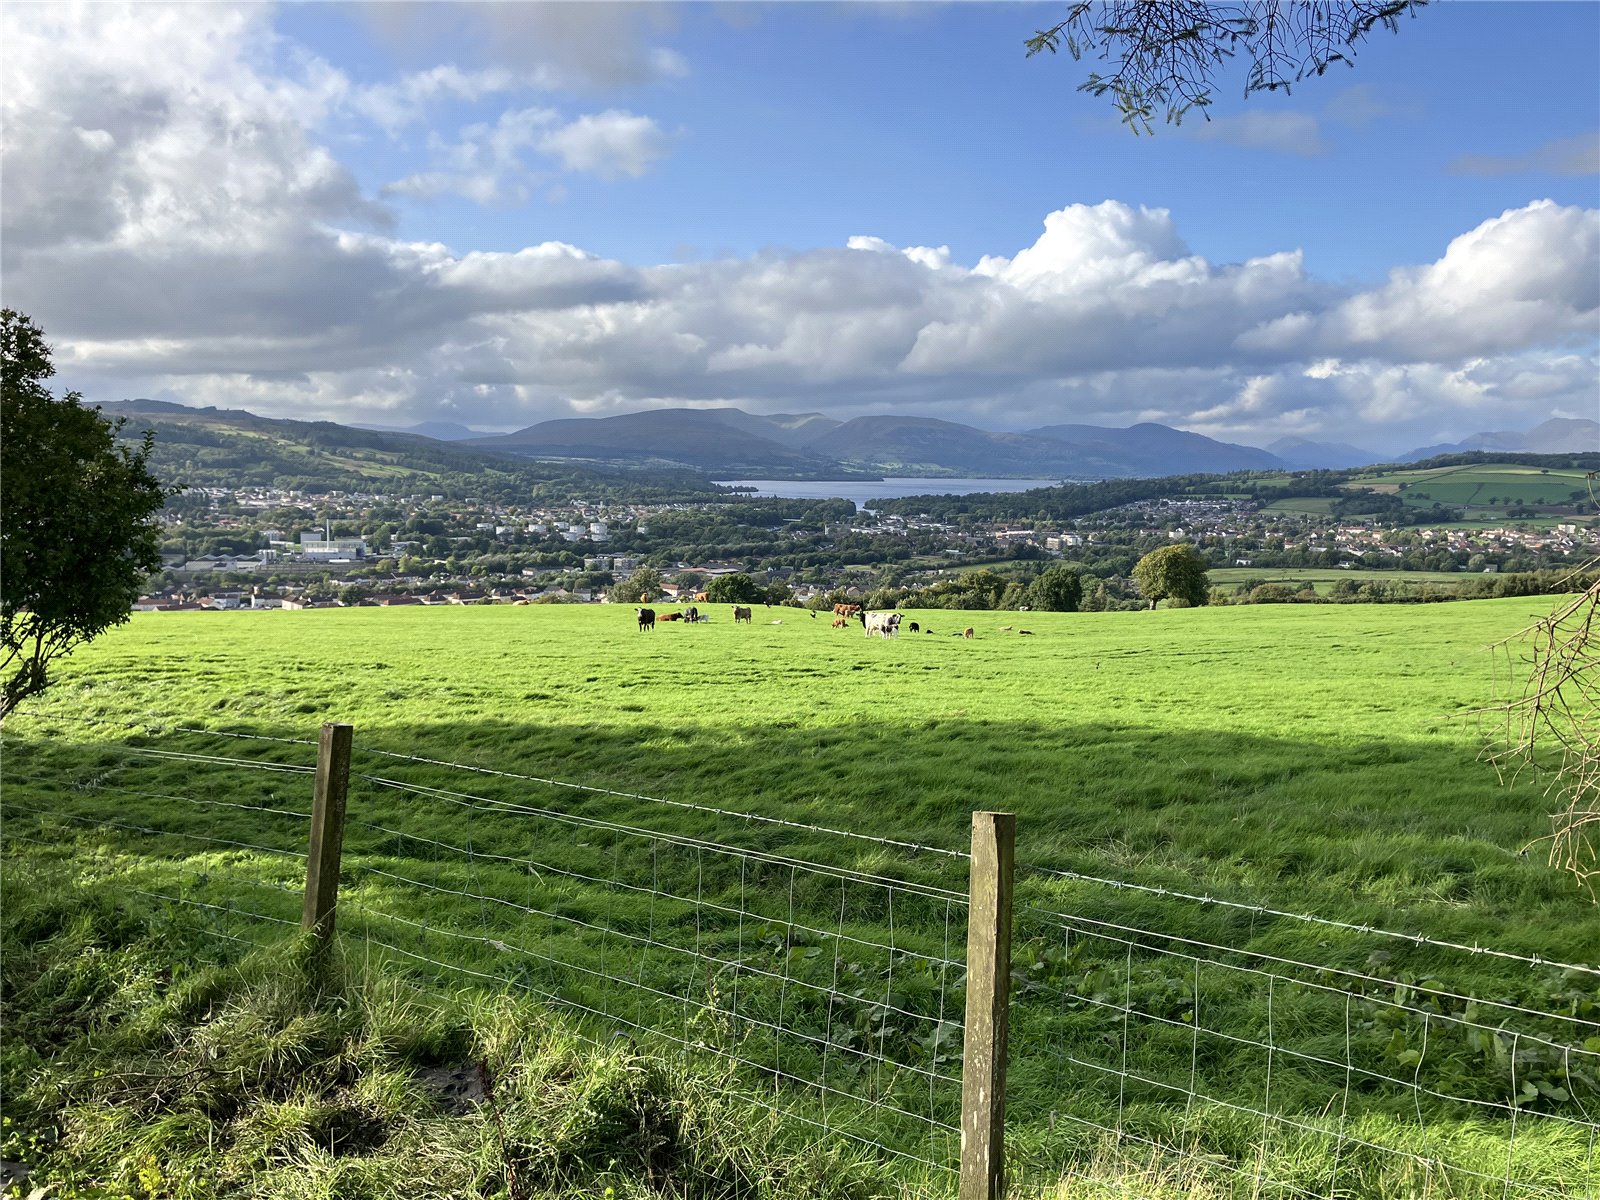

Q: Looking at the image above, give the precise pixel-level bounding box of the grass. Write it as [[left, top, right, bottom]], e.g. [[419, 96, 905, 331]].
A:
[[1207, 567, 1471, 592], [4, 599, 1598, 1197], [1348, 465, 1591, 510]]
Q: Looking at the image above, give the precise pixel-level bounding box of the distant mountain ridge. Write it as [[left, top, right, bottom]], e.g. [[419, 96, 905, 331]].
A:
[[96, 398, 1594, 482], [471, 408, 1303, 478], [1401, 417, 1599, 462]]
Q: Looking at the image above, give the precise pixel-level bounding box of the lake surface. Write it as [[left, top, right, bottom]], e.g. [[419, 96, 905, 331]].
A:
[[714, 477, 1063, 509]]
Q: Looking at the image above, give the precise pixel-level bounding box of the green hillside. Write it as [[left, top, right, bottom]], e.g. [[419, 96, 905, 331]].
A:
[[98, 401, 724, 502], [5, 600, 1596, 1197]]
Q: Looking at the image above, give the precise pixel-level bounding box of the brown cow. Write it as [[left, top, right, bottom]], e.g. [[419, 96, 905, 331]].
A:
[[963, 627, 974, 639], [833, 603, 861, 618], [693, 591, 710, 603], [659, 611, 683, 622], [831, 617, 848, 628]]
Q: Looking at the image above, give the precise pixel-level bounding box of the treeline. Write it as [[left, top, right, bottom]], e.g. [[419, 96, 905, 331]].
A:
[[1215, 569, 1598, 607]]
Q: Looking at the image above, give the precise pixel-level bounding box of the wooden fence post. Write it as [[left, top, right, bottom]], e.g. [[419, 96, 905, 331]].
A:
[[961, 811, 1015, 1200], [302, 722, 353, 940]]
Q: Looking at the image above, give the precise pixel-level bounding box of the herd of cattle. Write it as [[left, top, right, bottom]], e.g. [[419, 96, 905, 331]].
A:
[[636, 601, 1007, 638]]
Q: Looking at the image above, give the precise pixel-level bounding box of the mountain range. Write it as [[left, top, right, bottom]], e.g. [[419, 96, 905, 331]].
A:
[[464, 409, 1596, 478], [103, 399, 1597, 482]]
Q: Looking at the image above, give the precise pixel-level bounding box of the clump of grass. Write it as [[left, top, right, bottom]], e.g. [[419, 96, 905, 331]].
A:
[[1, 866, 903, 1200]]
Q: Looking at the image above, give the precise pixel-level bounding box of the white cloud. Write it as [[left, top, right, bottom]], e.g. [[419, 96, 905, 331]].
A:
[[537, 110, 675, 179], [2, 4, 1595, 453]]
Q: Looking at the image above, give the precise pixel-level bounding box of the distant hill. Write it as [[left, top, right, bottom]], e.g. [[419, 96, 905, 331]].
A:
[[353, 420, 500, 441], [1267, 437, 1383, 470], [94, 400, 723, 501], [798, 415, 1094, 476], [464, 409, 861, 477], [1027, 422, 1285, 477], [1402, 417, 1599, 461]]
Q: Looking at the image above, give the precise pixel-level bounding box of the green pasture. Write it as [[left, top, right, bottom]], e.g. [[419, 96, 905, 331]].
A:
[[1207, 566, 1469, 591], [1348, 464, 1591, 509], [1261, 496, 1336, 515], [4, 600, 1597, 1197]]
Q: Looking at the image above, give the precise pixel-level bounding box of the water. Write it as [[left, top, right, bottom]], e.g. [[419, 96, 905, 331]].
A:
[[714, 476, 1064, 510]]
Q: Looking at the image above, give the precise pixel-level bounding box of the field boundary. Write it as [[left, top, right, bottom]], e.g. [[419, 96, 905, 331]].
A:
[[4, 713, 1597, 1198]]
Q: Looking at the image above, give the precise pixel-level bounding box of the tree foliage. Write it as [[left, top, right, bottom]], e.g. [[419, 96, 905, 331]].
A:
[[623, 566, 665, 602], [1132, 544, 1211, 608], [706, 573, 764, 604], [1, 311, 175, 718], [1026, 1, 1426, 130], [1027, 564, 1085, 612]]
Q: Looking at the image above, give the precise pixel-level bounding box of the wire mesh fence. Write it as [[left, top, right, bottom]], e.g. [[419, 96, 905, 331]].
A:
[[3, 711, 1597, 1197], [1007, 863, 1600, 1198]]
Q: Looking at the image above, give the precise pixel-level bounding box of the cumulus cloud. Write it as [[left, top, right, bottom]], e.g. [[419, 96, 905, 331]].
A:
[[537, 110, 675, 179], [3, 3, 1595, 452]]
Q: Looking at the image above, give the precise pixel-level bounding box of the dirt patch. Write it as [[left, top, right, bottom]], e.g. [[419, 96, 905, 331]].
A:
[[414, 1064, 486, 1115]]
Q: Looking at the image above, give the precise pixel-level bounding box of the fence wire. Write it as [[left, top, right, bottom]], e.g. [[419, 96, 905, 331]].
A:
[[4, 713, 1596, 1198], [1008, 868, 1599, 1199]]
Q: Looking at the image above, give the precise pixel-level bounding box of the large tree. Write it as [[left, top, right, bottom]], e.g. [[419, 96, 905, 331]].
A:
[[1, 310, 173, 719], [1132, 544, 1211, 609], [1027, 564, 1085, 612], [1027, 1, 1425, 130]]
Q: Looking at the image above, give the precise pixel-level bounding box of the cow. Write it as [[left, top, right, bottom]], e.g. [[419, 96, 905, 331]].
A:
[[683, 606, 698, 623], [733, 606, 753, 624], [833, 603, 862, 619], [831, 617, 849, 628], [659, 611, 683, 622], [859, 611, 901, 639], [963, 627, 974, 639], [693, 591, 710, 603], [908, 621, 920, 633], [636, 607, 656, 632]]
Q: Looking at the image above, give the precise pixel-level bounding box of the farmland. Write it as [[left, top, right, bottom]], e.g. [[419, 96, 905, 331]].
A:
[[1346, 464, 1592, 512], [4, 599, 1597, 1197]]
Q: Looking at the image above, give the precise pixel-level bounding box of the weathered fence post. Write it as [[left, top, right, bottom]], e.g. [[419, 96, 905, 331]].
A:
[[302, 722, 353, 940], [961, 810, 1015, 1200]]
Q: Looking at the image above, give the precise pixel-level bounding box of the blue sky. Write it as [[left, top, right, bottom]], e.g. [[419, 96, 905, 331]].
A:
[[3, 2, 1597, 453]]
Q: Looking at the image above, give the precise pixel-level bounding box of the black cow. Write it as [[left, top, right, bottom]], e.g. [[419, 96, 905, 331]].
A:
[[636, 607, 656, 632], [733, 605, 753, 624]]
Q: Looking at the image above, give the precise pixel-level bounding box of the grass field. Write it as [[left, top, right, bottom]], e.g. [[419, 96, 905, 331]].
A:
[[4, 600, 1597, 1197], [1347, 465, 1591, 510], [1207, 566, 1472, 592]]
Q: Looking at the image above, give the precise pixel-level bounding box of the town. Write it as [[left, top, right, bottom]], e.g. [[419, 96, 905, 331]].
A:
[[137, 479, 1598, 612]]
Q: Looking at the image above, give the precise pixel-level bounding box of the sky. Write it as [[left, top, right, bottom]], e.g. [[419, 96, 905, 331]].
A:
[[3, 1, 1597, 455]]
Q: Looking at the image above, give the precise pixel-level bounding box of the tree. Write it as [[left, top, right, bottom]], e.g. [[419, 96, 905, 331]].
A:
[[1486, 577, 1599, 897], [1027, 564, 1084, 612], [1132, 544, 1210, 608], [625, 566, 665, 602], [1027, 1, 1425, 130], [1, 311, 174, 719], [706, 572, 763, 604]]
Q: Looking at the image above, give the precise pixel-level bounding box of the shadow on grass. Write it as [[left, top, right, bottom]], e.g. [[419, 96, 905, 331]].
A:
[[6, 712, 1598, 1199]]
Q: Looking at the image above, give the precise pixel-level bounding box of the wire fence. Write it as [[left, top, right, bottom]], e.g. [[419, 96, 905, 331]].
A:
[[3, 711, 1597, 1197]]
